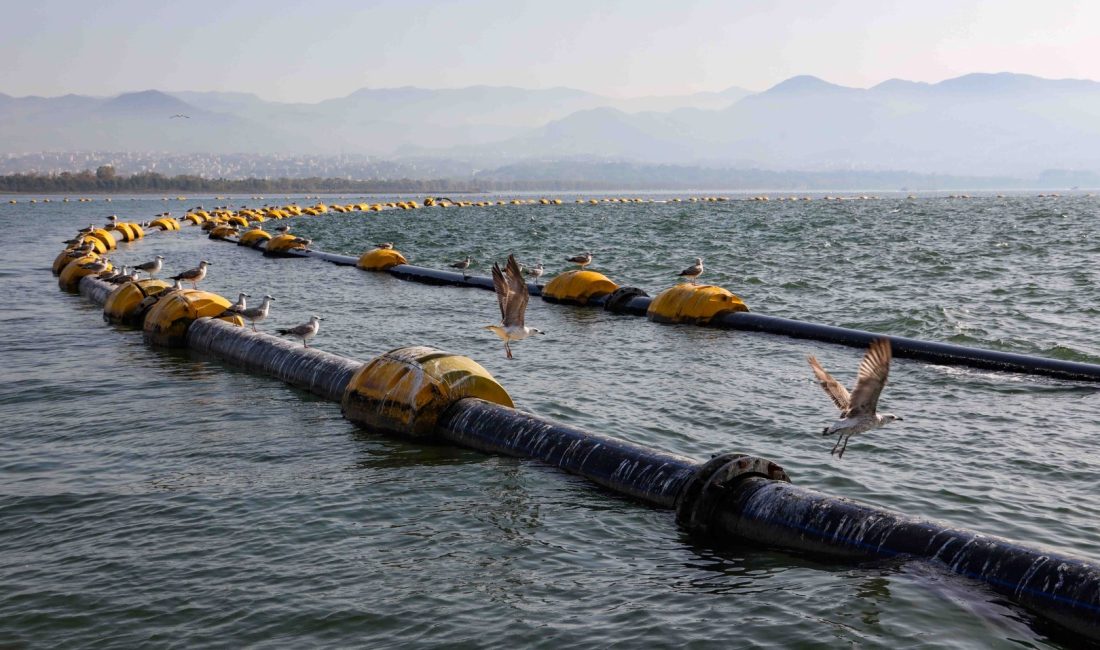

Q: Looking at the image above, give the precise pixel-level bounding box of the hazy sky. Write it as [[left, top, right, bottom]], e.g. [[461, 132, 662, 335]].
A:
[[3, 0, 1099, 102]]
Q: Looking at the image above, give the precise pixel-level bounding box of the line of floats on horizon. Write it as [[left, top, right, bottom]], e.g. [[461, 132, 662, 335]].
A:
[[8, 191, 1095, 205]]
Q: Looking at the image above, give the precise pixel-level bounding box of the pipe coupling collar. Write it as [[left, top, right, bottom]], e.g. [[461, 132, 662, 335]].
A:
[[676, 453, 790, 535]]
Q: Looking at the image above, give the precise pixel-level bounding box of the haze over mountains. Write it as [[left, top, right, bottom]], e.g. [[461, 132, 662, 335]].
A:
[[3, 73, 1100, 179]]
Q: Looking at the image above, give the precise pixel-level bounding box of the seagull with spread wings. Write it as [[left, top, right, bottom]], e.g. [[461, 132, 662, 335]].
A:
[[485, 254, 544, 359], [807, 338, 902, 458]]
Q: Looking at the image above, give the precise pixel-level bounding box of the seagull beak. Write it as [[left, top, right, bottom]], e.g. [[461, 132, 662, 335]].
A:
[[895, 417, 904, 421]]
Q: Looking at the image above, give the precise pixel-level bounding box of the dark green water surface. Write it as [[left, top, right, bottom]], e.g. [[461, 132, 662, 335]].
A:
[[1, 193, 1098, 648]]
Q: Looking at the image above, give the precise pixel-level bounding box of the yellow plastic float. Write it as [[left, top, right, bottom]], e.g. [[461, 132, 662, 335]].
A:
[[149, 217, 181, 231], [59, 255, 111, 292], [265, 233, 308, 254], [357, 248, 408, 271], [541, 270, 619, 305], [85, 228, 118, 251], [342, 346, 513, 437], [237, 229, 272, 248], [143, 290, 242, 347], [103, 279, 171, 325], [646, 283, 749, 325]]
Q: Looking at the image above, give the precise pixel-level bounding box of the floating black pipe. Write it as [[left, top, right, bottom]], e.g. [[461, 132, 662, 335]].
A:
[[186, 319, 362, 402], [438, 397, 697, 508], [711, 477, 1100, 640], [713, 312, 1100, 382], [386, 264, 544, 296], [436, 400, 1100, 641]]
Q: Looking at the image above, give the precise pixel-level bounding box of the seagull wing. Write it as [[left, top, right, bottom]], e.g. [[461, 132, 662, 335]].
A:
[[491, 261, 510, 322], [846, 338, 892, 417], [807, 355, 850, 411], [504, 254, 528, 328]]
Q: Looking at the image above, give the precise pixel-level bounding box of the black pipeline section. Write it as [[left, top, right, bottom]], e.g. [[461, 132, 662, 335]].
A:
[[712, 477, 1100, 640], [186, 318, 362, 402], [438, 397, 697, 508]]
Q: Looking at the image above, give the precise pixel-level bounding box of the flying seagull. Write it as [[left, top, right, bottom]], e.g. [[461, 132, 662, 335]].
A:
[[807, 338, 902, 458], [169, 114, 191, 119], [485, 254, 544, 359], [170, 260, 210, 289], [277, 315, 323, 347], [678, 257, 704, 284], [567, 251, 592, 269]]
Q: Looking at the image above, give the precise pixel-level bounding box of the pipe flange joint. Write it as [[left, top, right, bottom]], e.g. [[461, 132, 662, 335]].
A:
[[676, 452, 790, 534], [603, 286, 648, 313]]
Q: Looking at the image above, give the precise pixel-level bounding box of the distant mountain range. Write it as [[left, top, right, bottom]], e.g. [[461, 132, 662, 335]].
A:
[[3, 73, 1100, 177]]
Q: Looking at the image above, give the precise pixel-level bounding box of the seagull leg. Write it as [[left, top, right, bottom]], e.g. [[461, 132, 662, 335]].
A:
[[505, 342, 513, 359], [251, 322, 257, 332], [831, 434, 843, 455], [838, 435, 852, 459]]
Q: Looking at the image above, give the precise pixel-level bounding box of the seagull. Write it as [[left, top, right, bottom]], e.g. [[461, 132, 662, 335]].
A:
[[567, 251, 593, 269], [63, 236, 85, 246], [450, 256, 473, 279], [67, 242, 95, 257], [170, 260, 210, 289], [807, 338, 902, 459], [275, 225, 291, 234], [169, 114, 191, 119], [133, 255, 164, 278], [239, 295, 274, 332], [678, 257, 704, 284], [277, 315, 323, 347], [524, 262, 545, 286], [81, 258, 110, 273], [375, 242, 394, 250], [485, 254, 544, 359], [79, 224, 96, 234], [108, 267, 137, 284], [225, 292, 250, 314]]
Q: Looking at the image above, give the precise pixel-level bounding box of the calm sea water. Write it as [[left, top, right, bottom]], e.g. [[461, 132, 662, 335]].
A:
[[1, 193, 1098, 648]]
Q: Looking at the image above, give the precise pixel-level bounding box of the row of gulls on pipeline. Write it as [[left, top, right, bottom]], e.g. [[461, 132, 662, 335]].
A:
[[478, 249, 903, 459], [74, 245, 324, 348]]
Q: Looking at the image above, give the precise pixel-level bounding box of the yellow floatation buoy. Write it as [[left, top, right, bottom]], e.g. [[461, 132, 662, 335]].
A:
[[103, 279, 171, 326], [541, 270, 619, 306], [646, 283, 749, 325], [342, 345, 513, 437], [143, 290, 242, 347], [357, 248, 408, 271]]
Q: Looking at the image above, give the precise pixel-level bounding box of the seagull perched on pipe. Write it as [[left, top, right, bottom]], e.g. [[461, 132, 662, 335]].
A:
[[224, 292, 250, 315], [567, 251, 592, 269], [277, 315, 323, 348], [133, 255, 164, 278], [239, 295, 274, 332], [450, 255, 473, 279], [678, 257, 704, 284], [81, 257, 110, 273], [485, 254, 544, 359], [524, 262, 545, 286], [170, 260, 210, 289], [808, 338, 903, 459]]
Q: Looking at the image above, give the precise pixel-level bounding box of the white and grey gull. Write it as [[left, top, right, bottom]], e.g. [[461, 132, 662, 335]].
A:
[[485, 254, 544, 359], [807, 338, 903, 458], [277, 315, 323, 347], [133, 255, 164, 278], [170, 260, 210, 289], [239, 295, 274, 332], [678, 257, 704, 284]]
